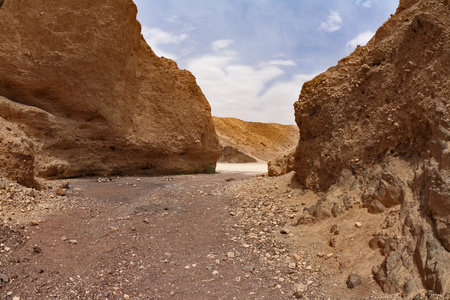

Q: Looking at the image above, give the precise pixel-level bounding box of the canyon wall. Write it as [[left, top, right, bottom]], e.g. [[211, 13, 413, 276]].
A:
[[293, 0, 449, 296], [0, 0, 220, 186]]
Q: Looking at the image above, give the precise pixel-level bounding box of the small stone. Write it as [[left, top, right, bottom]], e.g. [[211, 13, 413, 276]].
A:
[[212, 270, 219, 275], [346, 273, 362, 288], [227, 252, 235, 258], [33, 245, 42, 253], [0, 273, 9, 283], [242, 265, 254, 273], [329, 236, 338, 248], [330, 224, 339, 234], [59, 182, 70, 189], [30, 220, 39, 226], [68, 240, 78, 244], [292, 253, 301, 261], [293, 282, 307, 298], [355, 222, 362, 228], [280, 228, 289, 234], [55, 188, 66, 196], [124, 295, 130, 300]]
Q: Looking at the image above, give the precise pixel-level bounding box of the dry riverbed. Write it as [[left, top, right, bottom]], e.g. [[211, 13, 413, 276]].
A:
[[0, 166, 402, 299]]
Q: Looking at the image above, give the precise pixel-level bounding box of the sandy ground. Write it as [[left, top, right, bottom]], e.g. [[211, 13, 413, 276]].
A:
[[216, 162, 268, 174]]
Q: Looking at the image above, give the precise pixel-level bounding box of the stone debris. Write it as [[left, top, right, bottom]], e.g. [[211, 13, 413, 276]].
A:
[[346, 273, 362, 289]]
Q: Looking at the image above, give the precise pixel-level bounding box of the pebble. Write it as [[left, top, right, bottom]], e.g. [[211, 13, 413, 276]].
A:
[[355, 222, 362, 228], [33, 245, 42, 253], [293, 282, 307, 298], [55, 188, 66, 196], [292, 253, 301, 261], [242, 265, 255, 273], [227, 252, 235, 258], [346, 273, 362, 288]]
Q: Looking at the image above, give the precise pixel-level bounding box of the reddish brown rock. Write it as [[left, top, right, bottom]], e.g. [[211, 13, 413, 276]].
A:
[[0, 0, 220, 185]]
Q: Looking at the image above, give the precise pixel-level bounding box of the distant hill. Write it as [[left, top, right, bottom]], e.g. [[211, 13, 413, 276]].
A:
[[213, 117, 299, 162]]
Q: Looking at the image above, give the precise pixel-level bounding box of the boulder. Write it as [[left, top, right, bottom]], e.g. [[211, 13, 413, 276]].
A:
[[268, 152, 295, 177], [0, 0, 220, 185]]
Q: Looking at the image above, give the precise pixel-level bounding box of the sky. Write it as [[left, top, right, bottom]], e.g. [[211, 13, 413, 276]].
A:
[[134, 0, 398, 125]]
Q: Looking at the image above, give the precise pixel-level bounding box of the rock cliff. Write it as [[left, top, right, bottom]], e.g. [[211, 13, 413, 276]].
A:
[[213, 117, 299, 163], [293, 0, 449, 296], [0, 0, 220, 186]]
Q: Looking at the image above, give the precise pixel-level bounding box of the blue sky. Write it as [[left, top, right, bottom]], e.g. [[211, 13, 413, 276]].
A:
[[134, 0, 398, 125]]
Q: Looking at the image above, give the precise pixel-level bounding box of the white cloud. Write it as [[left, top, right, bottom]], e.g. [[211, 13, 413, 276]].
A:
[[265, 60, 297, 67], [346, 30, 374, 52], [141, 26, 188, 59], [187, 46, 315, 124], [356, 0, 372, 8], [320, 11, 343, 33], [211, 39, 234, 52]]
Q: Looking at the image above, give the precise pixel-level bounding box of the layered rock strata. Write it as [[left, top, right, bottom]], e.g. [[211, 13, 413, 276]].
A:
[[293, 0, 449, 296], [0, 0, 220, 186]]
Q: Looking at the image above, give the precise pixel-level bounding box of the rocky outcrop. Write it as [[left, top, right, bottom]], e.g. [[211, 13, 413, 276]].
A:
[[0, 0, 220, 185], [213, 117, 299, 162], [293, 0, 449, 297], [268, 152, 295, 177], [0, 119, 36, 187], [218, 146, 257, 163]]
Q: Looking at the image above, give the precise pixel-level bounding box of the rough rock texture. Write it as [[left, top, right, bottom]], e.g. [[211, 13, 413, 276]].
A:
[[213, 117, 299, 162], [0, 119, 36, 187], [218, 146, 257, 163], [268, 152, 295, 177], [293, 0, 449, 297], [0, 0, 220, 185]]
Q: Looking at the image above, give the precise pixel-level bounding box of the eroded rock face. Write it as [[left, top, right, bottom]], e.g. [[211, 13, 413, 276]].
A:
[[293, 0, 449, 296], [0, 0, 220, 184]]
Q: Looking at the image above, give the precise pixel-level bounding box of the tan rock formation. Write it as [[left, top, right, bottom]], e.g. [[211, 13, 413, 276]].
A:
[[213, 117, 299, 162], [218, 146, 257, 163], [0, 0, 220, 185], [267, 152, 295, 177], [293, 0, 449, 296]]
